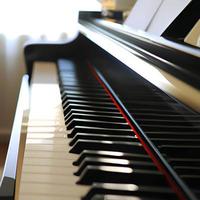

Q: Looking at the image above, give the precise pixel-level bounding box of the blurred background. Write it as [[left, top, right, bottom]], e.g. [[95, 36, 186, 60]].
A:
[[0, 0, 101, 142]]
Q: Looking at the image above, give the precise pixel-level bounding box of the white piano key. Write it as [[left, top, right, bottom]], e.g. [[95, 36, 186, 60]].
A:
[[21, 173, 79, 185], [26, 132, 67, 139], [27, 126, 66, 133], [28, 120, 66, 126], [22, 165, 75, 175], [19, 182, 89, 197], [24, 150, 76, 160], [25, 138, 67, 145], [23, 158, 77, 168], [24, 144, 71, 152], [19, 195, 81, 200]]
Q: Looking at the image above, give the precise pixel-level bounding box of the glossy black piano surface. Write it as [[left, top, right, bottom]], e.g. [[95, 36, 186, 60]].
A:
[[1, 10, 200, 200]]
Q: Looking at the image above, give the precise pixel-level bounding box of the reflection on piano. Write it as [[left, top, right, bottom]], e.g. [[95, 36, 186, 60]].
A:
[[1, 9, 200, 200]]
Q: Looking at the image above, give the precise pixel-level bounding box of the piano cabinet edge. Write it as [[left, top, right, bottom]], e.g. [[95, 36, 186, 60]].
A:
[[0, 75, 29, 200], [14, 110, 29, 200]]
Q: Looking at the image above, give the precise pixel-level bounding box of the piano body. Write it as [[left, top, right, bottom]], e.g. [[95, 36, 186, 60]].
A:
[[0, 7, 200, 200]]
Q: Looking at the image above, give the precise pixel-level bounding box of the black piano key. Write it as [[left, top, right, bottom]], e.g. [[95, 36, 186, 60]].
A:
[[62, 99, 114, 109], [74, 150, 151, 166], [90, 194, 173, 200], [62, 90, 109, 98], [61, 94, 110, 102], [60, 86, 104, 93], [84, 183, 177, 200], [68, 126, 133, 138], [69, 140, 144, 154], [77, 165, 166, 186], [60, 79, 99, 85], [69, 133, 136, 146], [64, 109, 121, 121], [66, 119, 129, 130], [60, 83, 101, 89], [74, 157, 157, 176], [65, 113, 124, 125], [64, 104, 118, 115]]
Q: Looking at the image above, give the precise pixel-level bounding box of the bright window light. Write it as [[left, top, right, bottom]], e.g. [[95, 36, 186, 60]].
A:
[[0, 0, 101, 40]]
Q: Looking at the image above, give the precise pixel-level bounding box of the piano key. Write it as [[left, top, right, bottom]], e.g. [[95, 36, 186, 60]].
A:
[[69, 140, 144, 154], [65, 113, 124, 124], [60, 83, 102, 90], [65, 109, 121, 121], [19, 195, 81, 200], [60, 86, 105, 92], [23, 165, 77, 176], [74, 150, 151, 166], [66, 119, 129, 130], [20, 182, 89, 198], [74, 157, 157, 176], [84, 183, 177, 200], [21, 172, 79, 185], [90, 194, 172, 200], [22, 158, 75, 168], [68, 126, 133, 138], [62, 99, 114, 109], [64, 104, 118, 115], [62, 90, 109, 98], [24, 150, 77, 160], [62, 94, 110, 101], [69, 133, 136, 146], [77, 165, 166, 186]]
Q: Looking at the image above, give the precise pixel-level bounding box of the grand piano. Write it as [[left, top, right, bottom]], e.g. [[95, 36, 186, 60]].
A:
[[0, 1, 200, 200]]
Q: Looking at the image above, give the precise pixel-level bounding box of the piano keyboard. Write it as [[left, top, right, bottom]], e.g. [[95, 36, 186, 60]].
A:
[[18, 62, 89, 200], [17, 58, 200, 200]]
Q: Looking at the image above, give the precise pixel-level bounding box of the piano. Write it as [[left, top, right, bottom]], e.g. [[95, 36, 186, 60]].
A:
[[0, 6, 200, 200]]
